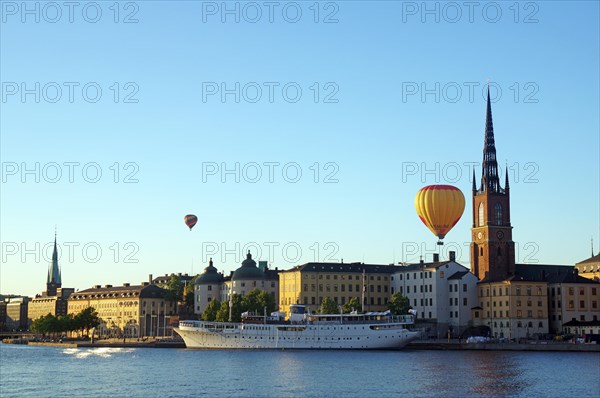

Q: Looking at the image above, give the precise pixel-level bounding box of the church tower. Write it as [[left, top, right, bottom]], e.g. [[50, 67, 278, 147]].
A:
[[46, 232, 62, 296], [470, 89, 516, 281]]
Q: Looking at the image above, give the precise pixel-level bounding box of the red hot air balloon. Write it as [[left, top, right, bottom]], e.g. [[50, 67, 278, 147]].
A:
[[184, 214, 198, 231]]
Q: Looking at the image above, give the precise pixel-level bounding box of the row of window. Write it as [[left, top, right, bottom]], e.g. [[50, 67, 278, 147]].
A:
[[476, 310, 545, 319], [283, 296, 390, 306], [393, 271, 434, 281], [480, 286, 544, 297], [448, 298, 468, 306]]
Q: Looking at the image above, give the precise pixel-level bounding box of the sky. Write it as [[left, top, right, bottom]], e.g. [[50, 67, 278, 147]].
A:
[[1, 1, 599, 297]]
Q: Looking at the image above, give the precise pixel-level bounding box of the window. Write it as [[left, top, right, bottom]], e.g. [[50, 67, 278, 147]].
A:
[[407, 286, 410, 294], [494, 203, 502, 225], [463, 284, 467, 292], [580, 300, 585, 309], [348, 284, 352, 292], [463, 297, 467, 306], [538, 321, 543, 328], [592, 288, 597, 295], [474, 311, 479, 318], [568, 287, 574, 295], [478, 203, 484, 226], [207, 285, 212, 291]]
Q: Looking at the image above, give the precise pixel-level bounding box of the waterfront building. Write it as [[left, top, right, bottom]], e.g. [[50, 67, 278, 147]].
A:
[[153, 272, 195, 287], [0, 301, 6, 330], [278, 261, 397, 316], [68, 278, 176, 337], [575, 252, 600, 282], [391, 252, 478, 338], [5, 296, 30, 331], [28, 235, 74, 322], [546, 268, 600, 334], [220, 252, 279, 304], [194, 258, 225, 315]]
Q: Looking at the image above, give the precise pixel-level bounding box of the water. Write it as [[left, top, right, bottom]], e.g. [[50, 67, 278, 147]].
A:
[[1, 344, 599, 398]]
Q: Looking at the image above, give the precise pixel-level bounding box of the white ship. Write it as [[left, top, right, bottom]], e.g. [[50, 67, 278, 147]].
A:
[[175, 305, 419, 350]]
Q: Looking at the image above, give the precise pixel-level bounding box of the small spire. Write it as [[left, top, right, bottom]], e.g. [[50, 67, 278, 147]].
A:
[[472, 169, 477, 191], [209, 257, 213, 266], [505, 164, 510, 189], [592, 237, 594, 258]]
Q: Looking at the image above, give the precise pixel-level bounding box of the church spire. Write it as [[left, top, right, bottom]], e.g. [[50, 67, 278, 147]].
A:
[[47, 231, 61, 288], [480, 87, 501, 193], [505, 164, 510, 189]]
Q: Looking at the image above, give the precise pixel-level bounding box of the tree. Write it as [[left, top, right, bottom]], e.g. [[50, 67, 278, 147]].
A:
[[318, 297, 339, 314], [201, 299, 221, 321], [164, 274, 184, 303], [342, 297, 362, 314], [387, 292, 410, 315], [74, 307, 100, 336], [216, 294, 243, 322]]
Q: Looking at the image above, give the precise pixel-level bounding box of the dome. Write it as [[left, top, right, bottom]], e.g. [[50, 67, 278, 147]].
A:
[[232, 251, 264, 280], [195, 258, 225, 284]]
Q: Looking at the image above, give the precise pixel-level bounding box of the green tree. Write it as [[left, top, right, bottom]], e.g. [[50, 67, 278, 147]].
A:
[[387, 292, 410, 315], [216, 294, 243, 322], [318, 297, 339, 314], [164, 274, 183, 303], [201, 299, 221, 321], [241, 289, 277, 316], [342, 297, 362, 313], [257, 290, 276, 315], [74, 307, 101, 336]]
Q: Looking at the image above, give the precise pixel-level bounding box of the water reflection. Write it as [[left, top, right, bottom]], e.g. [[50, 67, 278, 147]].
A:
[[466, 352, 529, 397]]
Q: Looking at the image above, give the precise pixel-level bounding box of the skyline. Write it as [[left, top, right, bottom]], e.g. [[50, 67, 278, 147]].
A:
[[2, 1, 599, 297]]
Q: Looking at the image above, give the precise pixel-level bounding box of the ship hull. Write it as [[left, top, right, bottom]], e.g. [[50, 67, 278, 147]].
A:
[[175, 321, 419, 350]]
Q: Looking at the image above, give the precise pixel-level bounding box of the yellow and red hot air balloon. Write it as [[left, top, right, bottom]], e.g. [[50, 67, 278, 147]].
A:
[[414, 185, 465, 244], [184, 214, 198, 231]]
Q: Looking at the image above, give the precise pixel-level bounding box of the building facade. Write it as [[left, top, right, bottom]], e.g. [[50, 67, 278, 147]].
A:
[[193, 252, 279, 317], [68, 280, 176, 338], [390, 253, 478, 337], [5, 297, 30, 330], [279, 262, 397, 316]]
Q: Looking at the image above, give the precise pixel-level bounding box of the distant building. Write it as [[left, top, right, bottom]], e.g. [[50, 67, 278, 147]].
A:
[[153, 273, 195, 287], [5, 296, 30, 331], [28, 234, 74, 322], [193, 258, 225, 315], [0, 301, 6, 330], [68, 278, 176, 338], [391, 252, 478, 338], [193, 252, 280, 317], [278, 261, 397, 316], [575, 252, 600, 282]]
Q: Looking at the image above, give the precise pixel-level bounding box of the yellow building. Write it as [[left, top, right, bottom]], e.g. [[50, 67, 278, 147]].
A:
[[28, 288, 73, 322], [473, 278, 549, 340], [575, 252, 600, 282], [548, 273, 600, 335], [279, 262, 395, 316], [68, 282, 176, 338]]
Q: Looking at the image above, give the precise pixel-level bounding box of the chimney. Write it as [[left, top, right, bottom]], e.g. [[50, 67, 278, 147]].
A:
[[142, 282, 149, 286], [105, 284, 112, 288], [149, 274, 153, 284], [449, 251, 456, 262], [123, 283, 130, 287], [94, 285, 101, 289], [419, 256, 424, 264], [433, 253, 439, 262]]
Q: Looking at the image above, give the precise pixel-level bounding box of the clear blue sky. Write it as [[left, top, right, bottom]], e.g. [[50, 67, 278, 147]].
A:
[[1, 1, 599, 297]]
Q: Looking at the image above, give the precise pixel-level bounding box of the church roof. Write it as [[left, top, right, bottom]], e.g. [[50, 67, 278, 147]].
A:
[[195, 258, 225, 284]]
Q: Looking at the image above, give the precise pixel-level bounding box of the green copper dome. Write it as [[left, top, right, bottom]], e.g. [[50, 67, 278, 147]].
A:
[[232, 251, 264, 280], [195, 258, 225, 284]]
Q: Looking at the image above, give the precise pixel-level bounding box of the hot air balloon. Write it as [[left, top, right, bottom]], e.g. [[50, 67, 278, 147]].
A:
[[414, 185, 465, 245], [184, 214, 198, 231]]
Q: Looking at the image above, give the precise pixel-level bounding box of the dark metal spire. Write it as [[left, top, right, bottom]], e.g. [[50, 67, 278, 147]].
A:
[[472, 169, 477, 191], [480, 87, 501, 193], [47, 231, 61, 285], [505, 164, 510, 189]]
